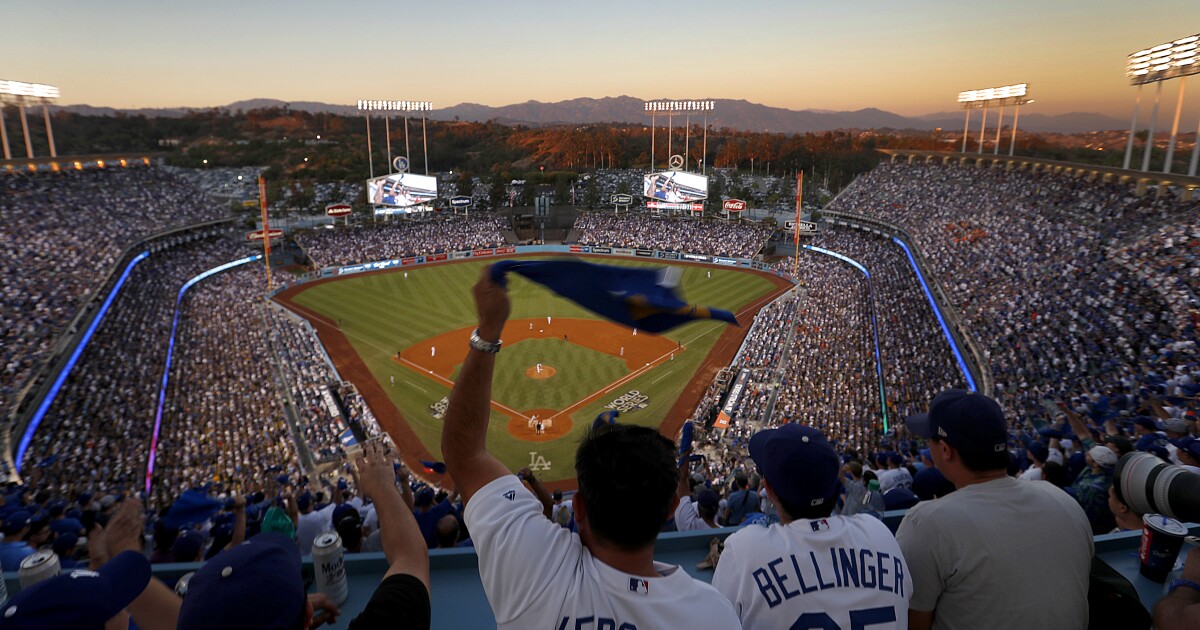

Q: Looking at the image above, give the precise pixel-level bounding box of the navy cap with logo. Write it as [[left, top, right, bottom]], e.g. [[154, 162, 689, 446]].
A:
[[177, 532, 305, 630], [0, 550, 151, 629], [748, 424, 840, 509], [2, 511, 31, 536], [906, 389, 1008, 459]]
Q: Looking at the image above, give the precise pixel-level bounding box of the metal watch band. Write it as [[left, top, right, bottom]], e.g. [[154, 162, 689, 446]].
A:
[[469, 329, 502, 353]]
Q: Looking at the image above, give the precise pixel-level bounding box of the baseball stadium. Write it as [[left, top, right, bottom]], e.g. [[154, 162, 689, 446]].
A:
[[3, 12, 1200, 629]]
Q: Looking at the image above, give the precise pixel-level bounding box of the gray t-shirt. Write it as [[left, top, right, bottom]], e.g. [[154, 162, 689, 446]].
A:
[[895, 476, 1093, 630]]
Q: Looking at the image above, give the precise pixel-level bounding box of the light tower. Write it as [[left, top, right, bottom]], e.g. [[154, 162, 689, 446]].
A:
[[956, 83, 1033, 157], [0, 80, 61, 160], [1122, 33, 1200, 176]]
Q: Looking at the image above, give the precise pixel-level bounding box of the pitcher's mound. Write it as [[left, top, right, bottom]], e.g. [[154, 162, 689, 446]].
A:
[[526, 365, 557, 379], [507, 408, 573, 442]]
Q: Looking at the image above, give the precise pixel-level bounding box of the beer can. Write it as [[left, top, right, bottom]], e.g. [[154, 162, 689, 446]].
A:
[[312, 532, 347, 605], [174, 571, 196, 597], [18, 549, 61, 589]]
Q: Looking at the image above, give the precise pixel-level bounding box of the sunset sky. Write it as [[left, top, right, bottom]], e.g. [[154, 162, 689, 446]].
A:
[[8, 1, 1200, 120]]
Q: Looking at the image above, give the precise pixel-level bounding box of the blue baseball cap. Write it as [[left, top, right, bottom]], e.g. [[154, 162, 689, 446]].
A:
[[3, 511, 31, 536], [907, 390, 1008, 459], [748, 424, 840, 509], [1172, 436, 1200, 459], [1026, 440, 1049, 463], [177, 533, 305, 630], [0, 550, 151, 629]]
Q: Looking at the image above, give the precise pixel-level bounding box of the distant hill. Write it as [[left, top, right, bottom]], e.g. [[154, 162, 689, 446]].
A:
[[51, 96, 1130, 134]]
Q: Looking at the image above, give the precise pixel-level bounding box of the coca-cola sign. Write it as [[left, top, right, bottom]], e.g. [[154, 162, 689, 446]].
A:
[[723, 199, 747, 212]]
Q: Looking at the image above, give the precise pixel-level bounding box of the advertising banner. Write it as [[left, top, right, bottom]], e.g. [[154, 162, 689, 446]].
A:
[[642, 170, 708, 202], [612, 248, 635, 256], [610, 193, 634, 205], [713, 368, 751, 430], [569, 245, 584, 253], [656, 251, 681, 260], [427, 253, 448, 262], [449, 196, 472, 208], [591, 246, 612, 254], [325, 203, 353, 217], [245, 229, 284, 242], [646, 201, 706, 211], [635, 249, 653, 257], [449, 251, 472, 260], [682, 253, 711, 262], [472, 248, 495, 257], [366, 172, 439, 208], [714, 257, 738, 265], [495, 246, 516, 255], [401, 257, 416, 265], [722, 199, 747, 213]]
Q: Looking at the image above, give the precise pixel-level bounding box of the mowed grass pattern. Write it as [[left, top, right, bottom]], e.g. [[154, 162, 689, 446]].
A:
[[451, 339, 627, 412], [291, 256, 777, 480]]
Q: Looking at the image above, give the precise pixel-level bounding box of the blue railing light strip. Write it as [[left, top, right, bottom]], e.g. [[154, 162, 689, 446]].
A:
[[891, 237, 977, 392], [145, 255, 261, 494], [16, 251, 151, 472], [801, 245, 888, 432]]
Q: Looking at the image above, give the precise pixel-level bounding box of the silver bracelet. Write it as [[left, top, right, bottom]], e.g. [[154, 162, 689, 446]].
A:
[[469, 329, 502, 354]]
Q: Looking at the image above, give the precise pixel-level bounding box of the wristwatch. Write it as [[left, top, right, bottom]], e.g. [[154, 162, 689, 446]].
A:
[[469, 329, 502, 354]]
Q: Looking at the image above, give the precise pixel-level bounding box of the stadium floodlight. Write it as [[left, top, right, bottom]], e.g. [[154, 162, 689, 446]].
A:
[[1126, 34, 1200, 85], [0, 79, 61, 160], [644, 100, 716, 174], [955, 84, 1032, 156], [1122, 32, 1200, 176], [0, 80, 60, 100], [356, 98, 434, 193]]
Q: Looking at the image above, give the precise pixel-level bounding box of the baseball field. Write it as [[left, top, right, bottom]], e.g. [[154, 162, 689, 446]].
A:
[[276, 255, 789, 488]]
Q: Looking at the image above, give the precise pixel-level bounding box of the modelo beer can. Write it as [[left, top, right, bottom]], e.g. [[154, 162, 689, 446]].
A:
[[312, 532, 348, 605], [18, 549, 61, 589]]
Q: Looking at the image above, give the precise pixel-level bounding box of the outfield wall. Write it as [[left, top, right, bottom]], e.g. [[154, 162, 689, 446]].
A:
[[278, 245, 798, 296]]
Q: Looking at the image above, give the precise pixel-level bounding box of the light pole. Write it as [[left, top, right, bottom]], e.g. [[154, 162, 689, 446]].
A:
[[644, 100, 715, 173], [957, 84, 1032, 156], [0, 80, 60, 160], [1124, 33, 1200, 174]]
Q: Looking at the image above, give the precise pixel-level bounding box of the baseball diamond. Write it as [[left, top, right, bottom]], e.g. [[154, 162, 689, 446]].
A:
[[275, 255, 788, 488]]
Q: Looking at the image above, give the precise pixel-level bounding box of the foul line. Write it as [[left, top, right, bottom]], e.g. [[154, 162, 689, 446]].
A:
[[397, 357, 530, 420]]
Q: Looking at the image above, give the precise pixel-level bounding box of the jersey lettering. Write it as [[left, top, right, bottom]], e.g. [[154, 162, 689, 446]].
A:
[[556, 617, 637, 630], [790, 606, 897, 630], [754, 548, 906, 607]]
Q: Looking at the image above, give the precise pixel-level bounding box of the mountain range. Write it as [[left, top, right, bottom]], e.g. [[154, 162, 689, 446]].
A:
[[51, 96, 1129, 134]]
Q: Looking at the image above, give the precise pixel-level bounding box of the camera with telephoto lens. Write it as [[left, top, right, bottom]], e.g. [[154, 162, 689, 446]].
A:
[[1112, 452, 1200, 522]]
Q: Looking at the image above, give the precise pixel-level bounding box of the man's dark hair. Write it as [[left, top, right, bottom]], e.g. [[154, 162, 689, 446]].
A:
[[935, 437, 1010, 472], [575, 424, 677, 551], [435, 513, 460, 548], [1041, 461, 1069, 488], [775, 492, 837, 521]]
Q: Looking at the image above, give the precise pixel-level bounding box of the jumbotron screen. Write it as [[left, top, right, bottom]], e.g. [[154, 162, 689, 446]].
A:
[[367, 173, 438, 208], [642, 171, 708, 203]]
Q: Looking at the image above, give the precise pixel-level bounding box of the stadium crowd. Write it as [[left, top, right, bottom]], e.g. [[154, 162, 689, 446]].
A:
[[295, 215, 510, 268], [2, 163, 1199, 629], [571, 213, 773, 258], [0, 167, 225, 420]]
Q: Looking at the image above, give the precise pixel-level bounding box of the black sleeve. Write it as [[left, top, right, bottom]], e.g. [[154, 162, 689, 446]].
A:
[[347, 573, 431, 630]]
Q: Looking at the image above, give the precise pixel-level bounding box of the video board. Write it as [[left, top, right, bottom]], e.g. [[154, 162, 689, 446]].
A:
[[642, 170, 707, 203], [367, 172, 438, 208]]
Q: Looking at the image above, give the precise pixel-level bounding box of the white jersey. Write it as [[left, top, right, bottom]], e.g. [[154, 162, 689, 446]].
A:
[[295, 504, 337, 552], [712, 514, 912, 630], [465, 476, 739, 630], [673, 496, 716, 532]]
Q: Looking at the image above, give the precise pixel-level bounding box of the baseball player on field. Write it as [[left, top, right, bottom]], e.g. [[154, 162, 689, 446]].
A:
[[442, 267, 739, 630], [712, 424, 911, 629]]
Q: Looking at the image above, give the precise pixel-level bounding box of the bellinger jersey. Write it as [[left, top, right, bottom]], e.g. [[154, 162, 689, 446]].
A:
[[464, 475, 739, 629], [711, 514, 911, 630]]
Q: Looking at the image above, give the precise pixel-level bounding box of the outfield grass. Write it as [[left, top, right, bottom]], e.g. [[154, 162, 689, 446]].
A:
[[290, 256, 778, 481]]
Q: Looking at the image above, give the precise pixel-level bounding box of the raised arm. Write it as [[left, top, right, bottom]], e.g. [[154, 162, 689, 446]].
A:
[[356, 443, 430, 589], [441, 267, 512, 504]]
